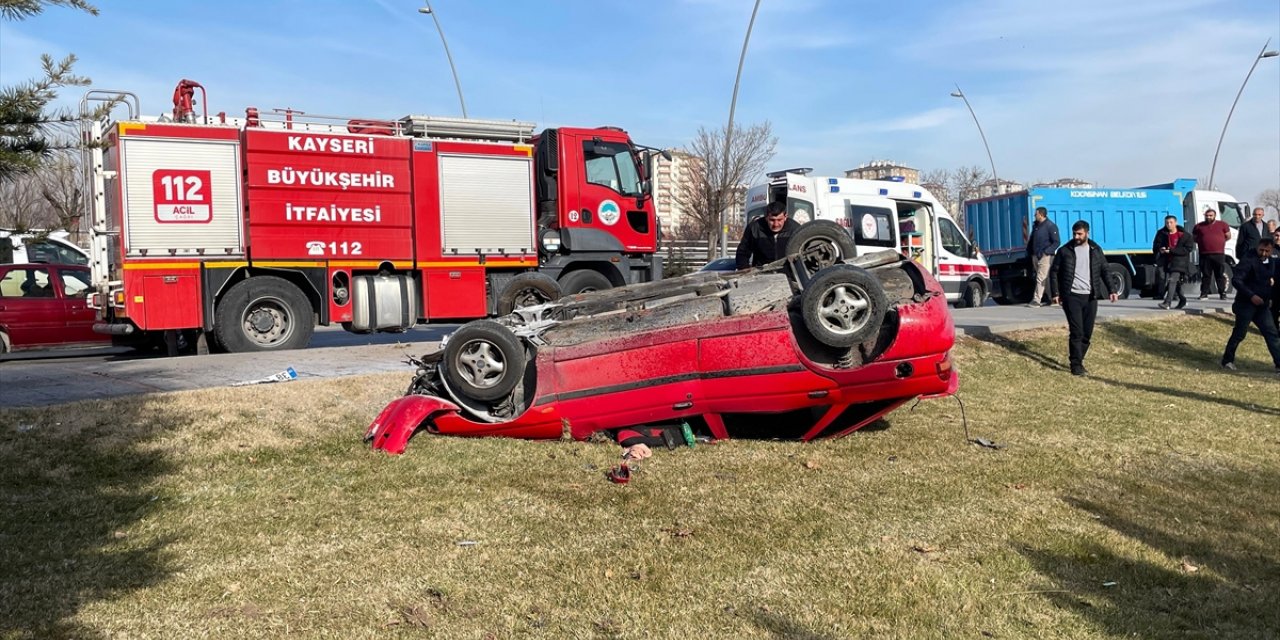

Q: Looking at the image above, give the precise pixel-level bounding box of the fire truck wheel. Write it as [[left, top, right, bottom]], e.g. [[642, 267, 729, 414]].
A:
[[215, 276, 315, 352], [559, 270, 613, 296], [800, 265, 887, 348], [497, 272, 562, 315], [790, 220, 857, 277], [442, 320, 526, 402]]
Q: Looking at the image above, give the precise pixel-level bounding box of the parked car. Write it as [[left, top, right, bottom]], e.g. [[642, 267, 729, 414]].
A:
[[367, 220, 957, 454], [699, 256, 738, 272], [0, 230, 90, 265], [0, 263, 109, 353]]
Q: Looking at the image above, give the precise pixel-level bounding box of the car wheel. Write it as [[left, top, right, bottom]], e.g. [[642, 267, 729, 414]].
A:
[[442, 320, 526, 402], [789, 220, 857, 277], [559, 270, 613, 296], [960, 280, 986, 308], [1105, 264, 1131, 299], [801, 265, 887, 348], [497, 272, 562, 315], [214, 276, 315, 352]]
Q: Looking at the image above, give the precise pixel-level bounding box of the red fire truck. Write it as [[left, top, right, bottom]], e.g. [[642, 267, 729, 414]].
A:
[[81, 82, 664, 353]]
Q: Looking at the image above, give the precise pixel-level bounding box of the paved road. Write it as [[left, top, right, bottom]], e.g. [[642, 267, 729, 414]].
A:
[[0, 297, 1236, 408]]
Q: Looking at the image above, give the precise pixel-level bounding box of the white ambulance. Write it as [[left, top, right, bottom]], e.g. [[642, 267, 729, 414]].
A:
[[745, 169, 991, 307]]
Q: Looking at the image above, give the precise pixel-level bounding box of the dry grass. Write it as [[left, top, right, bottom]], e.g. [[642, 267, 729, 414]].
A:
[[1, 314, 1278, 639]]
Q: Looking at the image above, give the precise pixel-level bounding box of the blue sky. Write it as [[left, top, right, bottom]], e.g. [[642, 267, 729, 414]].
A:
[[3, 0, 1278, 202]]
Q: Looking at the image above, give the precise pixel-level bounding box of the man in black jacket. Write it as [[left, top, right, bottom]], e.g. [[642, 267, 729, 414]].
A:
[[735, 200, 800, 269], [1050, 220, 1119, 376], [1152, 215, 1194, 309], [1026, 207, 1059, 307], [1221, 237, 1280, 375], [1235, 207, 1269, 257]]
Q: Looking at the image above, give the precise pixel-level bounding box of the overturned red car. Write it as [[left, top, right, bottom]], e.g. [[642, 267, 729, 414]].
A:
[[367, 221, 957, 454]]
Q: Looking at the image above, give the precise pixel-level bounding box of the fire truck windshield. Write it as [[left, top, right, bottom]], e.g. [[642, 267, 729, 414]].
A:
[[584, 141, 642, 197]]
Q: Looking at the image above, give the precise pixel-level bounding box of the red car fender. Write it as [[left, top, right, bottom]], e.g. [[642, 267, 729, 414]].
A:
[[366, 395, 460, 455]]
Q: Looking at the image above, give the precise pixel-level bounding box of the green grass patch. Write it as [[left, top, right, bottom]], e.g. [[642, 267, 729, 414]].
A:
[[1, 314, 1278, 639]]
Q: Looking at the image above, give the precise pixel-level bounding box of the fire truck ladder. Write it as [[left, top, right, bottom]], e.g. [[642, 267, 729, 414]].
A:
[[399, 115, 536, 143], [80, 90, 140, 304]]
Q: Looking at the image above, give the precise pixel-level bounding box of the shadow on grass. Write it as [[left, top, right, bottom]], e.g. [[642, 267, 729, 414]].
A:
[[1019, 465, 1280, 639], [0, 399, 191, 638], [739, 607, 839, 640], [974, 320, 1279, 417]]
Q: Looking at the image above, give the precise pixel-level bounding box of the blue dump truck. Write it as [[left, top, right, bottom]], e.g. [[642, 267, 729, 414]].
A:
[[965, 179, 1251, 304]]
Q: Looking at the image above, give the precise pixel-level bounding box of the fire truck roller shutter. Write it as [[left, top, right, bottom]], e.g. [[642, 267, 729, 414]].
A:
[[119, 137, 244, 256], [213, 276, 315, 352], [439, 154, 536, 256]]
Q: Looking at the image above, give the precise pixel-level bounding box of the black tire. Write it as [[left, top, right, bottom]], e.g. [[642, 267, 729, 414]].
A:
[[788, 220, 857, 276], [214, 276, 315, 353], [959, 280, 986, 308], [497, 272, 562, 315], [559, 270, 613, 296], [442, 320, 526, 402], [1105, 264, 1132, 299], [800, 265, 887, 348]]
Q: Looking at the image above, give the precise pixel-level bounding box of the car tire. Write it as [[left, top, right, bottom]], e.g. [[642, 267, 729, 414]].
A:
[[789, 220, 857, 277], [559, 270, 613, 296], [1105, 264, 1132, 299], [442, 320, 526, 402], [801, 265, 887, 348], [214, 276, 315, 353], [959, 280, 986, 308], [497, 272, 562, 315]]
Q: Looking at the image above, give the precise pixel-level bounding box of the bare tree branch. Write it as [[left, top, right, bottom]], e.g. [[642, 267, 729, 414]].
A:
[[674, 121, 777, 252]]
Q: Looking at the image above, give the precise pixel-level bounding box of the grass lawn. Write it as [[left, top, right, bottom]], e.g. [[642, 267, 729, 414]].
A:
[[1, 314, 1278, 639]]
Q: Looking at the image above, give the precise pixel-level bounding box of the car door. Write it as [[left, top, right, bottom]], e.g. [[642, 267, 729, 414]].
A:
[[57, 267, 104, 345], [575, 138, 653, 252], [0, 266, 61, 348]]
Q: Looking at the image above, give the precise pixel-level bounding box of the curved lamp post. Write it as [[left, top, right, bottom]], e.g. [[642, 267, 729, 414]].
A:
[[419, 1, 468, 118], [1208, 38, 1278, 190], [951, 85, 999, 197], [719, 0, 763, 256]]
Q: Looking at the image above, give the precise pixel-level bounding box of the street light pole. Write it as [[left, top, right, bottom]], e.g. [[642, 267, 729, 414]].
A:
[[1208, 38, 1278, 190], [950, 85, 999, 197], [419, 1, 468, 119], [719, 0, 763, 257]]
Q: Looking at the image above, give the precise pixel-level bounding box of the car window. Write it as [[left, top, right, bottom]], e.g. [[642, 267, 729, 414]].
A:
[[62, 270, 91, 297], [848, 205, 896, 248], [1216, 201, 1245, 227], [0, 267, 54, 298], [583, 141, 642, 197], [939, 217, 971, 256]]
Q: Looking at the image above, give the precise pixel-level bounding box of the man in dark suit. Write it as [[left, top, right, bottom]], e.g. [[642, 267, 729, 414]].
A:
[[1221, 237, 1280, 376], [1236, 207, 1269, 257]]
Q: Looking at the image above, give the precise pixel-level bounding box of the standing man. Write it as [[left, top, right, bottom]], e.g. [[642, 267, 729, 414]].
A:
[[1271, 229, 1280, 330], [1050, 221, 1120, 376], [1220, 237, 1280, 375], [1192, 208, 1231, 300], [1236, 207, 1268, 257], [1026, 207, 1059, 307], [735, 200, 800, 269], [1153, 215, 1193, 309]]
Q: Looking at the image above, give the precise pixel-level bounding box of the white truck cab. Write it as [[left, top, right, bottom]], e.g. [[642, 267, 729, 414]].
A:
[[746, 169, 991, 307], [1182, 188, 1250, 265]]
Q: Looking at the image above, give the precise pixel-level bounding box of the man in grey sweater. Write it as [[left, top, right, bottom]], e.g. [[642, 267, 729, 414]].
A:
[[1050, 220, 1119, 376]]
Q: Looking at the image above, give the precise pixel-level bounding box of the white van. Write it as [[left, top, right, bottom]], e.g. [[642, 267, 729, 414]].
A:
[[0, 230, 90, 265], [745, 169, 991, 307]]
